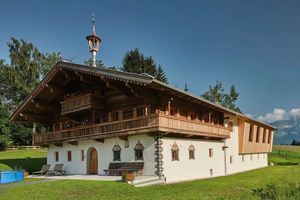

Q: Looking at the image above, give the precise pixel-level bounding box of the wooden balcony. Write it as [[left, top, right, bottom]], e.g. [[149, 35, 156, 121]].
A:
[[33, 114, 230, 145], [60, 93, 104, 115]]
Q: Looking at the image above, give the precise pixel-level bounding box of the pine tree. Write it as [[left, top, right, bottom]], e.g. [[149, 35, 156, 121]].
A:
[[120, 48, 168, 83], [202, 81, 241, 113], [184, 82, 188, 92], [84, 58, 104, 68]]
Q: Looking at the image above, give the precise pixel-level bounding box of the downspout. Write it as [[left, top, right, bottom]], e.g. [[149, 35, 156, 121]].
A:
[[223, 140, 227, 175]]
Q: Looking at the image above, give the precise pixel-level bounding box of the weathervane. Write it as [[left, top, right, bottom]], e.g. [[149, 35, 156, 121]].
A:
[[86, 14, 101, 67]]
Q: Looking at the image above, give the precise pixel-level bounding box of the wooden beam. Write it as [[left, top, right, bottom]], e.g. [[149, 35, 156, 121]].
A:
[[21, 112, 51, 124], [68, 141, 78, 146], [31, 99, 59, 111], [119, 135, 128, 141], [53, 143, 63, 147], [94, 138, 104, 143], [185, 134, 193, 138]]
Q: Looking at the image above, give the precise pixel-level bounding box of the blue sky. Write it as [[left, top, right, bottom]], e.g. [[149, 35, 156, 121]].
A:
[[1, 0, 300, 121]]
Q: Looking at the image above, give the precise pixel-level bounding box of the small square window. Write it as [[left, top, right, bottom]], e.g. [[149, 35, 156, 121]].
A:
[[124, 140, 129, 148], [210, 169, 213, 176], [67, 151, 72, 162], [55, 151, 59, 162], [81, 150, 85, 161], [209, 148, 213, 158]]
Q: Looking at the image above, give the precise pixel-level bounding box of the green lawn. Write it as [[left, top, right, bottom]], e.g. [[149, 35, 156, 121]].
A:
[[1, 147, 300, 199], [0, 149, 47, 173], [0, 166, 300, 200]]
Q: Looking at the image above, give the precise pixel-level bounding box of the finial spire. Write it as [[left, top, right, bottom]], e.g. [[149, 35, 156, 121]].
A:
[[92, 13, 96, 35], [86, 14, 101, 67]]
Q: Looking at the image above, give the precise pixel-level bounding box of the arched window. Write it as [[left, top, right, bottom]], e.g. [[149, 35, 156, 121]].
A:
[[171, 142, 179, 161], [188, 144, 195, 160], [134, 141, 144, 160], [112, 144, 121, 161]]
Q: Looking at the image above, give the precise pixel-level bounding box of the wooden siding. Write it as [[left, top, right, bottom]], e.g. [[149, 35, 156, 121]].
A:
[[60, 93, 104, 115], [238, 121, 273, 154]]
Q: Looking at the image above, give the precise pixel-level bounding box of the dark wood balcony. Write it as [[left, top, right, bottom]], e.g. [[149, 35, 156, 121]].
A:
[[60, 93, 104, 115], [33, 114, 231, 146]]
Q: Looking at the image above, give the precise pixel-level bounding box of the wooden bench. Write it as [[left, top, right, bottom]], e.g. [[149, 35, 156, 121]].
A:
[[104, 162, 144, 176]]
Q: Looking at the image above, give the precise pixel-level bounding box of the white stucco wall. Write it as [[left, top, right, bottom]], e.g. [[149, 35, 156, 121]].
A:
[[47, 124, 269, 182], [225, 125, 268, 175], [162, 137, 225, 183], [161, 124, 268, 183], [47, 134, 156, 175]]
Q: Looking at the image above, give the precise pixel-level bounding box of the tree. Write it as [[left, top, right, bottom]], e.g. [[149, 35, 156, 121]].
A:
[[202, 81, 241, 113], [184, 82, 189, 92], [0, 38, 65, 146], [84, 58, 104, 68], [156, 65, 168, 84], [120, 48, 168, 83], [0, 105, 11, 150]]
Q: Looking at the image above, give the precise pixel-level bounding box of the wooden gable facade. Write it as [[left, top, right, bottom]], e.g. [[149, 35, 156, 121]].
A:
[[10, 61, 276, 153]]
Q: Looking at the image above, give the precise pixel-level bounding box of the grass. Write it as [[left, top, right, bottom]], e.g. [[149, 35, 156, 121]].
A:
[[273, 144, 300, 153], [269, 145, 300, 166], [0, 166, 300, 200], [0, 149, 47, 173], [1, 146, 300, 199]]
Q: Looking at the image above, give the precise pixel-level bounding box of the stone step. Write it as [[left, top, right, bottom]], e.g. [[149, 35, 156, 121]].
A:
[[134, 179, 165, 187], [132, 176, 160, 185]]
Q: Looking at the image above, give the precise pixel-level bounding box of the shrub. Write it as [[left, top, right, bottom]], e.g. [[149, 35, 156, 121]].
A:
[[252, 182, 300, 199], [122, 173, 128, 182]]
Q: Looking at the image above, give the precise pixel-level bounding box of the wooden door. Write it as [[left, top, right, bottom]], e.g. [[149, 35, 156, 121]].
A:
[[89, 149, 98, 174]]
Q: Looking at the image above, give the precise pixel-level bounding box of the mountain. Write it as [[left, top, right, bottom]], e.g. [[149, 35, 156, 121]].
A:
[[271, 118, 300, 144]]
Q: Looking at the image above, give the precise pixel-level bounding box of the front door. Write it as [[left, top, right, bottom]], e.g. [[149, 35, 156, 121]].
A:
[[89, 149, 98, 174]]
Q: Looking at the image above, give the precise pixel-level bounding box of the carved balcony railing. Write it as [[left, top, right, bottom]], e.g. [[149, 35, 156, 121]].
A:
[[60, 93, 104, 115], [33, 114, 231, 145]]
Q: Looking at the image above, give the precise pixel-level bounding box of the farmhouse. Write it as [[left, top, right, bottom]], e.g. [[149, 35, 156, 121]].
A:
[[10, 19, 276, 183]]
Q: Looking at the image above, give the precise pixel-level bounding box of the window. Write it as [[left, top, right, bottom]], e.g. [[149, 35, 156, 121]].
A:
[[256, 126, 260, 143], [242, 155, 245, 162], [267, 130, 272, 143], [111, 111, 119, 121], [230, 155, 233, 164], [134, 141, 144, 160], [188, 145, 195, 160], [124, 139, 129, 148], [55, 151, 59, 162], [136, 106, 146, 117], [262, 128, 266, 143], [67, 151, 72, 162], [210, 169, 213, 176], [250, 154, 253, 161], [81, 149, 85, 161], [249, 124, 253, 142], [257, 154, 260, 160], [209, 148, 213, 158], [123, 109, 133, 120], [112, 144, 121, 161], [171, 142, 179, 161]]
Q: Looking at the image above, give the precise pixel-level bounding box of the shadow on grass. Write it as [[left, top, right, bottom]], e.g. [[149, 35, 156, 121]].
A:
[[0, 158, 46, 174]]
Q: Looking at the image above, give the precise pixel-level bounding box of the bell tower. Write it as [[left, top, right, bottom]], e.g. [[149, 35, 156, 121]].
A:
[[86, 14, 101, 67]]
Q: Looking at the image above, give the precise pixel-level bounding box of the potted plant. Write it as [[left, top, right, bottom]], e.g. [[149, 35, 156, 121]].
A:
[[127, 173, 135, 181], [23, 170, 29, 177]]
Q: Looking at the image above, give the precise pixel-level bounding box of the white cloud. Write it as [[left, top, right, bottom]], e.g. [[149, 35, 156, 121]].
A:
[[258, 109, 287, 123], [258, 108, 300, 123], [289, 109, 300, 118]]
